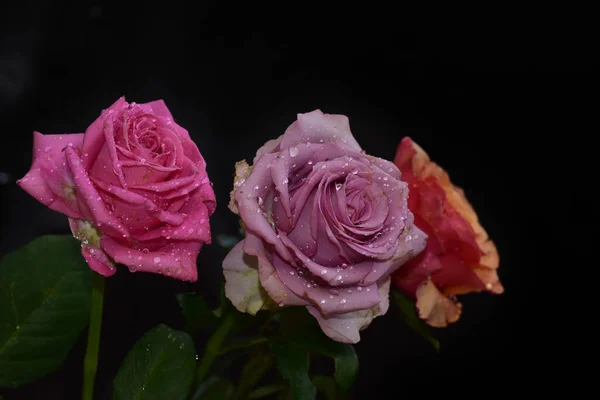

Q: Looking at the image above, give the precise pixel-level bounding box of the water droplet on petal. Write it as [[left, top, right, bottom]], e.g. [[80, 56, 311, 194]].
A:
[[153, 257, 161, 264], [357, 286, 363, 291], [340, 298, 347, 304], [351, 168, 359, 175], [289, 146, 299, 157], [335, 274, 342, 281], [142, 248, 149, 254], [335, 183, 343, 191], [278, 301, 285, 307]]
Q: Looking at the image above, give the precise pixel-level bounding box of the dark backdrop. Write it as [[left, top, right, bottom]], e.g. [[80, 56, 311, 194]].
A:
[[0, 1, 593, 399]]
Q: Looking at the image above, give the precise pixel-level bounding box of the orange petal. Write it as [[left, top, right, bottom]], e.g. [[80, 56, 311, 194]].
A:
[[404, 138, 503, 293], [415, 280, 462, 328]]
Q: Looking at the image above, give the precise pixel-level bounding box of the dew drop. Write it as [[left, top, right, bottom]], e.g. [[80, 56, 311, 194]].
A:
[[335, 183, 343, 191], [308, 160, 313, 165], [289, 146, 299, 157], [320, 299, 326, 304], [142, 248, 149, 254], [320, 269, 328, 275], [335, 274, 342, 281], [154, 257, 161, 264], [278, 301, 285, 307], [282, 178, 289, 185], [357, 286, 363, 291], [340, 298, 347, 304], [351, 168, 359, 175]]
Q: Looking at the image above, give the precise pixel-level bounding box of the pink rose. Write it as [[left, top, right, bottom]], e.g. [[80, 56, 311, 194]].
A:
[[224, 110, 426, 343], [17, 97, 216, 281]]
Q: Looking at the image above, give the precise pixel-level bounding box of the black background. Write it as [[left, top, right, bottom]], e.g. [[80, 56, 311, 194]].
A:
[[0, 1, 594, 399]]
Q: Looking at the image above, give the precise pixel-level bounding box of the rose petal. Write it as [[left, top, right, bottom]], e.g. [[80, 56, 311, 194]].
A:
[[360, 225, 428, 284], [81, 243, 116, 277], [229, 160, 252, 214], [65, 146, 130, 240], [278, 231, 371, 287], [307, 278, 391, 343], [81, 96, 128, 170], [392, 244, 443, 298], [243, 233, 307, 306], [280, 110, 362, 152], [91, 178, 184, 227], [415, 279, 462, 328], [223, 240, 270, 315], [272, 253, 379, 315], [146, 99, 192, 141], [253, 136, 283, 163], [146, 99, 174, 119], [234, 152, 295, 264], [100, 235, 200, 282], [135, 199, 211, 243], [17, 131, 84, 218]]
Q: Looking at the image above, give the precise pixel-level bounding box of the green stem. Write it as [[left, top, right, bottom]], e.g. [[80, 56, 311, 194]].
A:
[[193, 312, 235, 386], [82, 273, 105, 400]]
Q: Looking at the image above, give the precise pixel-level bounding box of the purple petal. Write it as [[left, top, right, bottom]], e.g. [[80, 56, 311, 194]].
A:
[[243, 233, 307, 306], [272, 254, 379, 315], [280, 110, 362, 152], [307, 278, 391, 343]]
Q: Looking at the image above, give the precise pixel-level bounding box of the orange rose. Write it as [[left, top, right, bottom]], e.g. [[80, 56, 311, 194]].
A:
[[392, 137, 503, 327]]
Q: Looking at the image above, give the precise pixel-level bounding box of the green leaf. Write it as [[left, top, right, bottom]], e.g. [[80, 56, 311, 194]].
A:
[[237, 348, 273, 398], [176, 293, 219, 336], [279, 309, 358, 391], [191, 376, 234, 400], [272, 339, 316, 400], [113, 324, 196, 400], [391, 289, 440, 352], [0, 235, 92, 388], [311, 375, 347, 400]]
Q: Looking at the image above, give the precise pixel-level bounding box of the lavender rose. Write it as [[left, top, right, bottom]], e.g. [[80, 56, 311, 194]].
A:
[[223, 110, 427, 343]]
